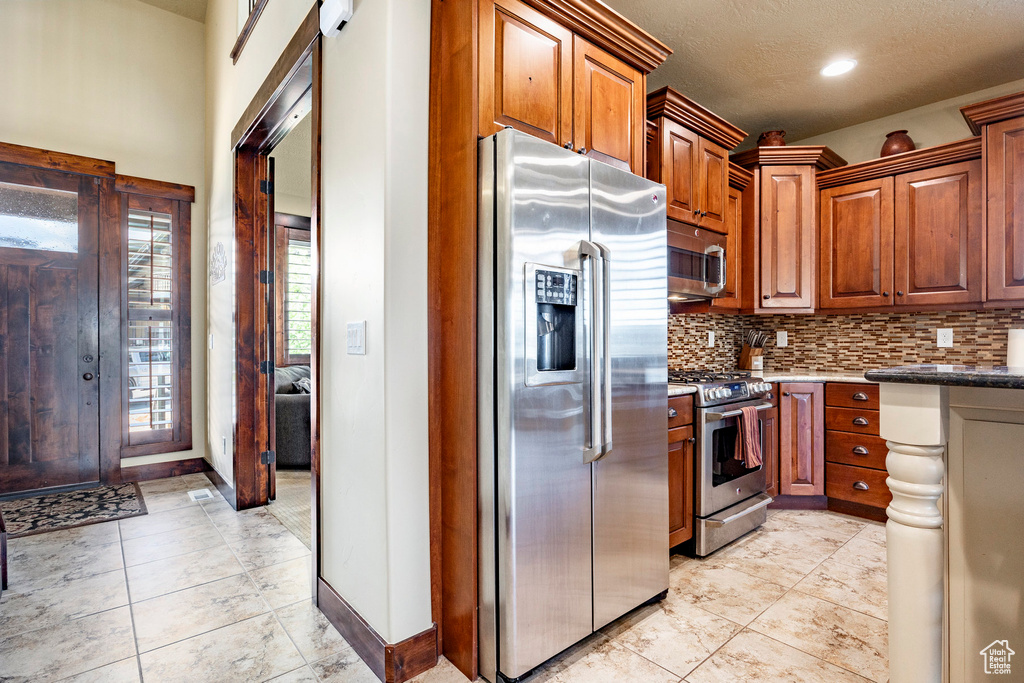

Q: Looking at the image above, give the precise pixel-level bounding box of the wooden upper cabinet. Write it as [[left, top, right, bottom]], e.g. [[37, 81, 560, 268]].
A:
[[697, 137, 729, 233], [573, 37, 644, 172], [894, 160, 982, 306], [819, 177, 895, 309], [760, 165, 816, 309], [659, 120, 699, 220], [646, 88, 746, 234], [711, 164, 751, 311], [779, 383, 825, 497], [479, 0, 573, 145], [984, 115, 1024, 301]]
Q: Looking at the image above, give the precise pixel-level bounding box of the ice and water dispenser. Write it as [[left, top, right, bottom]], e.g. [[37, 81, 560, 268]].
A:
[[533, 268, 577, 372]]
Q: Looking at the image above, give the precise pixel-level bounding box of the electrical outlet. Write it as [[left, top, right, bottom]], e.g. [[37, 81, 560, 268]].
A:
[[776, 330, 788, 347], [708, 331, 715, 348], [222, 436, 227, 455], [937, 328, 954, 348]]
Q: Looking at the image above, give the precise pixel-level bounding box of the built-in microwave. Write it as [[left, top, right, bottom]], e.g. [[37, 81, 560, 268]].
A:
[[667, 221, 726, 300]]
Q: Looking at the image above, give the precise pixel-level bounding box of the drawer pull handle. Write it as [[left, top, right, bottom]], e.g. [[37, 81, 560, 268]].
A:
[[853, 417, 869, 426], [853, 481, 870, 491], [852, 392, 869, 401], [852, 445, 869, 455], [668, 407, 678, 418]]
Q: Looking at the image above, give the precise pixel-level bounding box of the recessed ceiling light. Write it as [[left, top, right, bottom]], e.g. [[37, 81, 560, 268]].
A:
[[821, 59, 857, 77]]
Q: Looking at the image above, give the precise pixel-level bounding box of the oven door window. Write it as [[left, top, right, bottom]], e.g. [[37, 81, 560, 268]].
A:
[[710, 419, 763, 486]]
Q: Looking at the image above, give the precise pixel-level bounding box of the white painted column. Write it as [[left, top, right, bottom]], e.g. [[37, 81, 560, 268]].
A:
[[877, 383, 949, 683]]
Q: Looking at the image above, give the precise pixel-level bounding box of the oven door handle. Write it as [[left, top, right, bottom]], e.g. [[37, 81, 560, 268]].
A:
[[704, 494, 773, 527], [704, 402, 773, 423], [705, 244, 725, 295]]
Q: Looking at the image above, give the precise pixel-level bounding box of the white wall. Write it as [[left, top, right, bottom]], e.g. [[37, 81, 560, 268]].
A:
[[793, 78, 1024, 164], [0, 0, 207, 469], [319, 0, 432, 644], [205, 0, 432, 644]]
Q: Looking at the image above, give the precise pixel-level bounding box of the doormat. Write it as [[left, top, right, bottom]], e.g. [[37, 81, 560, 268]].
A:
[[0, 483, 147, 538]]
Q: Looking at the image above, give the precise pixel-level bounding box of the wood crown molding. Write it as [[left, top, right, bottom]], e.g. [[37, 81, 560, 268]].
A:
[[646, 87, 747, 150], [815, 137, 981, 189], [317, 578, 438, 683], [960, 90, 1024, 135], [731, 145, 847, 171], [115, 175, 195, 203], [232, 4, 320, 149], [0, 142, 115, 178], [728, 162, 753, 190], [521, 0, 671, 73]]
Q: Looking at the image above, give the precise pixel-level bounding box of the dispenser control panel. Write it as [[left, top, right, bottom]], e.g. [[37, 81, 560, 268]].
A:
[[535, 270, 577, 305]]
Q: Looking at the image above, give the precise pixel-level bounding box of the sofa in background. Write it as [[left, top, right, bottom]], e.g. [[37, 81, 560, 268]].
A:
[[275, 365, 311, 469]]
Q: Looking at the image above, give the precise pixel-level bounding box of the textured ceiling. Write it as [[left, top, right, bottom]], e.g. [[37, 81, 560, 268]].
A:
[[602, 0, 1024, 144], [136, 0, 207, 23]]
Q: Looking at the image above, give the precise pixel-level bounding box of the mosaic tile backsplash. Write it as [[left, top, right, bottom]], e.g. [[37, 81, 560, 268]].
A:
[[668, 309, 1024, 372]]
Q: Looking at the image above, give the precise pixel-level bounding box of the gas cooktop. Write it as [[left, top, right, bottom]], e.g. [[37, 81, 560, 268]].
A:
[[669, 369, 772, 408]]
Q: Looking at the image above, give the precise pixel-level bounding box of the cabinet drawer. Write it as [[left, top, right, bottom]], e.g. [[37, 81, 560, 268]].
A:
[[826, 463, 891, 509], [825, 383, 879, 410], [668, 425, 693, 447], [826, 406, 879, 435], [668, 395, 694, 428], [826, 431, 888, 470]]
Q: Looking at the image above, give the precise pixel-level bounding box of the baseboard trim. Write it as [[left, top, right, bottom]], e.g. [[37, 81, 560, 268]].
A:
[[317, 578, 437, 683], [202, 464, 237, 510], [827, 497, 888, 523], [119, 457, 209, 483], [768, 494, 828, 510]]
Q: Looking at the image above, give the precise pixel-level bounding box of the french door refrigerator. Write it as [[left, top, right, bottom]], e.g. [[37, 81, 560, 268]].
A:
[[478, 129, 669, 683]]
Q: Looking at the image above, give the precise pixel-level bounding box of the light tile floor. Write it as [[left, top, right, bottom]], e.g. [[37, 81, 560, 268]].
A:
[[268, 470, 313, 549], [0, 476, 887, 683]]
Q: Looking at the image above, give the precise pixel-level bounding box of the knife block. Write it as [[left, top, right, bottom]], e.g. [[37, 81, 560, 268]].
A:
[[739, 344, 763, 371]]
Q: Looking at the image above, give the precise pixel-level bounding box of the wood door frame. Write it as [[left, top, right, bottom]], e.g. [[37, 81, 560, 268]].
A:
[[229, 7, 319, 520]]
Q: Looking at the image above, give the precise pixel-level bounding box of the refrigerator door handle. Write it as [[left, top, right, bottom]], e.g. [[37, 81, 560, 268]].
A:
[[578, 240, 603, 463], [596, 242, 613, 458]]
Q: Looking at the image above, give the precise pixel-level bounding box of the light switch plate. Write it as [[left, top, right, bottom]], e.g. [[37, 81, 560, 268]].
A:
[[777, 330, 789, 347], [347, 321, 367, 355], [708, 331, 715, 348], [937, 328, 954, 348]]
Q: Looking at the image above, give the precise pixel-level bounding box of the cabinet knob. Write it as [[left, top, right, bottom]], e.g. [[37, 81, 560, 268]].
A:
[[852, 392, 869, 401], [693, 208, 700, 215], [688, 437, 696, 444], [853, 481, 870, 491], [668, 407, 678, 418], [853, 416, 869, 426], [763, 294, 771, 300], [782, 391, 790, 397], [766, 392, 774, 400], [897, 290, 904, 296], [701, 210, 708, 217], [563, 142, 573, 149], [882, 291, 890, 297], [578, 147, 587, 155], [852, 445, 869, 455]]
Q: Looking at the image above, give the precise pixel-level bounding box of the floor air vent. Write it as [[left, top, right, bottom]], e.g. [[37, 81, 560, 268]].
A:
[[188, 488, 215, 502]]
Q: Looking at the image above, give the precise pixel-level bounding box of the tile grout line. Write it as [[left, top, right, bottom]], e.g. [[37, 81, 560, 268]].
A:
[[116, 513, 147, 682]]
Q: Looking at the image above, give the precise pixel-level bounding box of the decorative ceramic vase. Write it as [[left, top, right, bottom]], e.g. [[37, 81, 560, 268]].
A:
[[757, 130, 786, 147], [881, 130, 916, 157]]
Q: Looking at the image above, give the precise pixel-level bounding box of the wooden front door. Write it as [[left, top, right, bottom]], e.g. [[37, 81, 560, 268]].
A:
[[0, 163, 100, 493]]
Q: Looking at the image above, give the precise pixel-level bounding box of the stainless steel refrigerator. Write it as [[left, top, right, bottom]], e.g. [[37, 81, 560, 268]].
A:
[[478, 129, 669, 683]]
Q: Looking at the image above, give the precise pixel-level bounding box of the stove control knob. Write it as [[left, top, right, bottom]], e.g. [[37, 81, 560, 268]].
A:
[[705, 389, 715, 400], [722, 388, 732, 398]]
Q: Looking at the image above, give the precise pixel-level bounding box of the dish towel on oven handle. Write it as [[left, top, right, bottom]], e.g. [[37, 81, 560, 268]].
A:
[[735, 405, 763, 468]]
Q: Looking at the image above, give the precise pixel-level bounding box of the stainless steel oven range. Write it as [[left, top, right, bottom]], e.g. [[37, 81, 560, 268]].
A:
[[669, 370, 774, 556]]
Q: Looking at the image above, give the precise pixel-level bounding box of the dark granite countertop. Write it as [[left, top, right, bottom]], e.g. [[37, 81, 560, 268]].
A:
[[864, 365, 1024, 389]]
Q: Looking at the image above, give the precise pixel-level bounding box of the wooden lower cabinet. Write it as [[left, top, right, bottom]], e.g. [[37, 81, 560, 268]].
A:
[[668, 424, 694, 547], [762, 405, 779, 499], [778, 383, 825, 496], [824, 382, 890, 521]]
